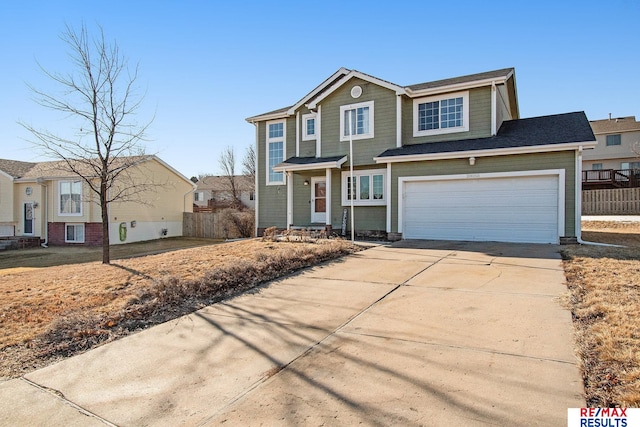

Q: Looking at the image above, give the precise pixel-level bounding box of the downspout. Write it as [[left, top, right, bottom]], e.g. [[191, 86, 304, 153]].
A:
[[490, 81, 497, 136], [575, 146, 621, 247], [36, 178, 48, 247]]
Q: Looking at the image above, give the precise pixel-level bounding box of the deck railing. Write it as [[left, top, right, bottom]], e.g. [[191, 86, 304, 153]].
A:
[[582, 169, 640, 189]]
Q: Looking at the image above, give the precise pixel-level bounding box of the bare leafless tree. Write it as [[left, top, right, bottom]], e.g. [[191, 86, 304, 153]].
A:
[[20, 23, 154, 264], [219, 146, 238, 201], [242, 144, 256, 186]]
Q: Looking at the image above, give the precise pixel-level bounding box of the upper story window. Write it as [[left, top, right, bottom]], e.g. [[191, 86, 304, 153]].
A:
[[413, 91, 469, 137], [194, 191, 203, 202], [59, 180, 82, 216], [591, 163, 603, 170], [302, 113, 316, 141], [341, 169, 385, 206], [266, 120, 285, 185], [606, 134, 621, 146], [340, 100, 374, 141]]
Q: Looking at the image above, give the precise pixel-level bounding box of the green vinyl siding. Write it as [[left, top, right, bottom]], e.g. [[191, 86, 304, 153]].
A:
[[390, 151, 577, 237], [298, 107, 317, 158], [318, 77, 397, 166], [289, 169, 387, 233], [257, 120, 288, 229], [402, 86, 492, 145]]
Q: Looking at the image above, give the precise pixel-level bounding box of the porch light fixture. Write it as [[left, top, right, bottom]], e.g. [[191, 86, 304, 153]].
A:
[[304, 180, 309, 186], [469, 157, 476, 166]]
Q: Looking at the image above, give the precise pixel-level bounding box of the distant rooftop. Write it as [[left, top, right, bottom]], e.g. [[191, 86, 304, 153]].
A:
[[590, 116, 640, 134]]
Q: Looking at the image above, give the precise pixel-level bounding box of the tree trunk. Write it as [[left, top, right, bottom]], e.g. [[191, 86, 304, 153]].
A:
[[101, 182, 110, 264]]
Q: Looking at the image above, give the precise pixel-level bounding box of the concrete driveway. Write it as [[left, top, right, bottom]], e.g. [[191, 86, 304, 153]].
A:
[[0, 241, 583, 426]]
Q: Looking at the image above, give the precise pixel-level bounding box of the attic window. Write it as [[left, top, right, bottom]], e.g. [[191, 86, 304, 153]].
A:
[[413, 91, 469, 137]]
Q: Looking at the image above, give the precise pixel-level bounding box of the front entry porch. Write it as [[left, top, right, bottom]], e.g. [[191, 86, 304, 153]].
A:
[[273, 155, 348, 233]]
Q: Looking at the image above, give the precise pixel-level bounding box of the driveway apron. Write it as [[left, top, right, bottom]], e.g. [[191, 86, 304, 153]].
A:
[[1, 241, 583, 426]]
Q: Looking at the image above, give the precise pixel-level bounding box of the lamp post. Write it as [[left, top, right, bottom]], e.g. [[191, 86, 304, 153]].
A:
[[348, 110, 355, 242]]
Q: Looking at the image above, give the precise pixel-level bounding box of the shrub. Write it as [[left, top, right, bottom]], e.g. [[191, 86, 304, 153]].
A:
[[220, 208, 255, 238]]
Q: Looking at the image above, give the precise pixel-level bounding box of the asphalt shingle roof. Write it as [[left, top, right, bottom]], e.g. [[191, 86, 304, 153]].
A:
[[247, 68, 516, 121], [279, 156, 346, 166], [377, 111, 595, 158], [589, 116, 640, 134], [405, 68, 514, 92], [0, 156, 153, 180], [0, 159, 37, 178], [197, 175, 254, 192]]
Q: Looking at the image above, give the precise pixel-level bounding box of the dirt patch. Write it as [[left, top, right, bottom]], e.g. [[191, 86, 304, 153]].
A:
[[0, 238, 361, 379], [562, 221, 640, 407]]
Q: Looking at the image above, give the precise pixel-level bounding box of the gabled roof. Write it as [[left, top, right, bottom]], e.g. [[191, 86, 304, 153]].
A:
[[0, 159, 37, 179], [0, 155, 193, 187], [305, 69, 405, 110], [246, 67, 518, 123], [405, 68, 514, 93], [375, 112, 596, 162], [590, 116, 640, 134], [196, 175, 254, 192]]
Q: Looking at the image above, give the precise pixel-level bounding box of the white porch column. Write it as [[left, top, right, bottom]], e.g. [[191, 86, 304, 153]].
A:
[[286, 171, 293, 229], [325, 168, 332, 228]]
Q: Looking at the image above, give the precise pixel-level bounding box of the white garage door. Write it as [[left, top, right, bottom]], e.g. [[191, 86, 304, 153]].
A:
[[402, 174, 561, 244]]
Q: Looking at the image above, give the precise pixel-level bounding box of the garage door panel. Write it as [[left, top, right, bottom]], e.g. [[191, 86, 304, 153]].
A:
[[402, 175, 560, 244]]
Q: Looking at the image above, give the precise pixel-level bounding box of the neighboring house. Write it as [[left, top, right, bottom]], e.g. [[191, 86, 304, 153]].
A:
[[583, 115, 640, 171], [246, 67, 597, 244], [0, 155, 195, 245], [193, 175, 255, 209]]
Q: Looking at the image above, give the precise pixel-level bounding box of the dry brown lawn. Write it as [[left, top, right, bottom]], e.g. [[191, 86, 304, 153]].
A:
[[0, 237, 360, 379], [562, 220, 640, 407], [2, 222, 639, 408]]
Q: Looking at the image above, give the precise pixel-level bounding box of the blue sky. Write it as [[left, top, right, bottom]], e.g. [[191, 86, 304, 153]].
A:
[[1, 0, 639, 178]]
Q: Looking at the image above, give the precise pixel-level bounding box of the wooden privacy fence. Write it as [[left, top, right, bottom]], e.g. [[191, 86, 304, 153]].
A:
[[183, 212, 228, 239], [582, 188, 640, 215]]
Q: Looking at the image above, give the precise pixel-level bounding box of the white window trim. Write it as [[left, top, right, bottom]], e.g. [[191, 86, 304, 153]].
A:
[[65, 223, 85, 243], [302, 113, 317, 141], [339, 100, 375, 142], [266, 119, 286, 186], [413, 91, 469, 137], [341, 169, 386, 206], [58, 180, 83, 216]]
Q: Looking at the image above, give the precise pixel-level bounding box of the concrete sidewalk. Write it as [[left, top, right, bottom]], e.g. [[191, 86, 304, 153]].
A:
[[0, 241, 583, 426]]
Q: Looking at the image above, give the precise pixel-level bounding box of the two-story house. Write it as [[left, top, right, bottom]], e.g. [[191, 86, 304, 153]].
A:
[[246, 68, 596, 244], [0, 155, 195, 245], [584, 116, 640, 170]]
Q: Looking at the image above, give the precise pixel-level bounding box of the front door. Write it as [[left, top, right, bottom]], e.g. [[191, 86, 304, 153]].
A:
[[311, 177, 326, 224], [23, 203, 34, 235]]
